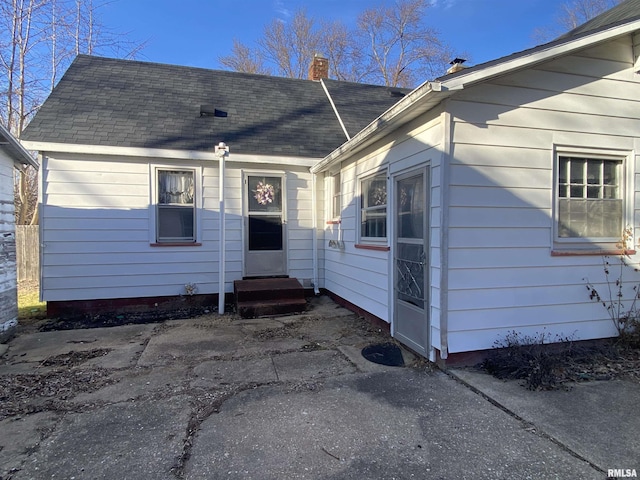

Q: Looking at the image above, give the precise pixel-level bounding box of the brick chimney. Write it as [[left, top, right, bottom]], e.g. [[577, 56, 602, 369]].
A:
[[308, 54, 329, 81]]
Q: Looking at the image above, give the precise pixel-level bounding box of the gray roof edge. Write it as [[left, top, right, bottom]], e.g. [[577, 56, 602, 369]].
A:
[[436, 16, 640, 83], [559, 0, 640, 38], [0, 124, 38, 168], [71, 54, 404, 90], [314, 15, 640, 173]]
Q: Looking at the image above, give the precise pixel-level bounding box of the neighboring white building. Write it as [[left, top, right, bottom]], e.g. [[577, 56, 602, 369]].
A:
[[21, 2, 640, 362], [0, 124, 38, 342]]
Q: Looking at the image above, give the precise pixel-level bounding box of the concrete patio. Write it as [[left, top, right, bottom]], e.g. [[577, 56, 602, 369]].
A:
[[0, 295, 637, 479]]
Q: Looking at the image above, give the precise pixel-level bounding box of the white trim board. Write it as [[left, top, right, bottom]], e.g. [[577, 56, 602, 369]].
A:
[[20, 141, 320, 168]]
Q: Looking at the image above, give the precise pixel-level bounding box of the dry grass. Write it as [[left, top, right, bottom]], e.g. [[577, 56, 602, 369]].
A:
[[17, 281, 46, 322]]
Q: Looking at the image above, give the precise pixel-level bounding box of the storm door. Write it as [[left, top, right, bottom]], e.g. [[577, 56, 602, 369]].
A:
[[393, 167, 430, 356], [244, 174, 287, 277]]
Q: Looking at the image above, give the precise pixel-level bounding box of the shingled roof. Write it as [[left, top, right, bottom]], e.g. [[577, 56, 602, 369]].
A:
[[561, 0, 640, 38], [21, 55, 409, 158], [436, 0, 640, 84]]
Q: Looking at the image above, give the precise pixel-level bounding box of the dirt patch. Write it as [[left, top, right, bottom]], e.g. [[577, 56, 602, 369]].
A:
[[37, 307, 215, 332], [41, 349, 112, 367], [0, 368, 115, 420]]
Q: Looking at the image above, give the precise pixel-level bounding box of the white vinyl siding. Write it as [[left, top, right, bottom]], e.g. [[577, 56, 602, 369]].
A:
[[40, 154, 316, 302], [322, 108, 444, 347], [0, 151, 17, 327], [444, 37, 640, 353]]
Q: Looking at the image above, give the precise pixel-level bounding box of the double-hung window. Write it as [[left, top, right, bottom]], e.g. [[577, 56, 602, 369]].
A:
[[156, 169, 196, 243], [360, 172, 387, 242], [556, 153, 624, 247]]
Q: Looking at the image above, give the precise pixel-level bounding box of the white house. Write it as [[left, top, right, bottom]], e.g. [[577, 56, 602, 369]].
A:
[[21, 1, 640, 362], [20, 54, 409, 317], [312, 1, 640, 362], [0, 124, 38, 342]]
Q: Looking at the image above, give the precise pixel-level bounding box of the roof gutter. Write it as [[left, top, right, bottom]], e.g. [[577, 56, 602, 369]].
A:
[[438, 17, 640, 90], [311, 81, 452, 174], [311, 18, 640, 175], [0, 124, 38, 168]]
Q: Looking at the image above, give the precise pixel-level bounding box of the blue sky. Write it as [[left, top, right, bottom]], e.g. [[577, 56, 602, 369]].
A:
[[102, 0, 568, 73]]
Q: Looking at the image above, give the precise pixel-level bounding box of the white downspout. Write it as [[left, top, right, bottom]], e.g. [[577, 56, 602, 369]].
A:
[[439, 112, 452, 360], [215, 142, 229, 314], [311, 172, 320, 295]]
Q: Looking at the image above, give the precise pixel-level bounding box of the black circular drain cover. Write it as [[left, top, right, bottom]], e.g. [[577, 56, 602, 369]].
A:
[[361, 343, 405, 367]]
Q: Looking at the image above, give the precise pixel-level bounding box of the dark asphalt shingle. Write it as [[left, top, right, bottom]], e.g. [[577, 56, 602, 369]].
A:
[[561, 0, 640, 38], [23, 55, 405, 159]]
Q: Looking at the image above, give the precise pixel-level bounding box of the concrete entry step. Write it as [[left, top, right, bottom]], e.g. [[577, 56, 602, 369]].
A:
[[234, 278, 306, 318]]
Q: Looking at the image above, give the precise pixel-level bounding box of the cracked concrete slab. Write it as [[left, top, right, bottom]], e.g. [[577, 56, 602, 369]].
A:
[[0, 412, 61, 478], [233, 317, 287, 334], [1, 295, 633, 480], [1, 324, 154, 370], [185, 370, 600, 480], [271, 349, 356, 381], [12, 397, 190, 480], [136, 325, 253, 366], [192, 357, 277, 388], [72, 365, 191, 404], [450, 368, 640, 472]]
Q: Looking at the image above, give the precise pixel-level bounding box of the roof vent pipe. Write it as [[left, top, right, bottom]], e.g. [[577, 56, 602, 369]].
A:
[[446, 58, 467, 75]]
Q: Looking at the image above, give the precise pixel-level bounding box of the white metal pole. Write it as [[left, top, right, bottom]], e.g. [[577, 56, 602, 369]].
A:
[[311, 172, 320, 295], [215, 142, 229, 314]]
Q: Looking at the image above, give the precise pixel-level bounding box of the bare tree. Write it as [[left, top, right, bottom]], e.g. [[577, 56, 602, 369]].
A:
[[558, 0, 622, 30], [0, 0, 145, 225], [534, 0, 622, 42], [1, 0, 145, 135], [0, 0, 45, 134], [217, 0, 455, 88], [357, 0, 450, 87], [14, 163, 38, 225], [219, 39, 269, 75], [319, 19, 364, 83], [259, 9, 322, 79]]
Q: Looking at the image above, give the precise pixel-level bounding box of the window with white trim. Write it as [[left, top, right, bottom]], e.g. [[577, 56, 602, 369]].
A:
[[360, 172, 387, 241], [331, 173, 341, 219], [556, 154, 623, 244], [156, 169, 196, 242]]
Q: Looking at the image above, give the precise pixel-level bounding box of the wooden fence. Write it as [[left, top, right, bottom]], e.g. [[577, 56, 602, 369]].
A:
[[15, 225, 39, 284]]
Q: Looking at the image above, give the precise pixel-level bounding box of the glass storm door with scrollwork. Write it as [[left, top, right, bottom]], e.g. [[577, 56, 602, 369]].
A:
[[393, 167, 430, 356], [244, 174, 287, 277]]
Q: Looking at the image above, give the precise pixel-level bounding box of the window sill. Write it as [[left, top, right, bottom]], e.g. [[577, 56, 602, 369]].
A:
[[326, 220, 341, 225], [151, 242, 202, 247], [355, 244, 390, 252], [551, 249, 635, 256]]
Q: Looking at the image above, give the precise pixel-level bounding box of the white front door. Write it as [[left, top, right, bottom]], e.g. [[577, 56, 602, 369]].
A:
[[393, 167, 430, 356], [244, 174, 287, 277]]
